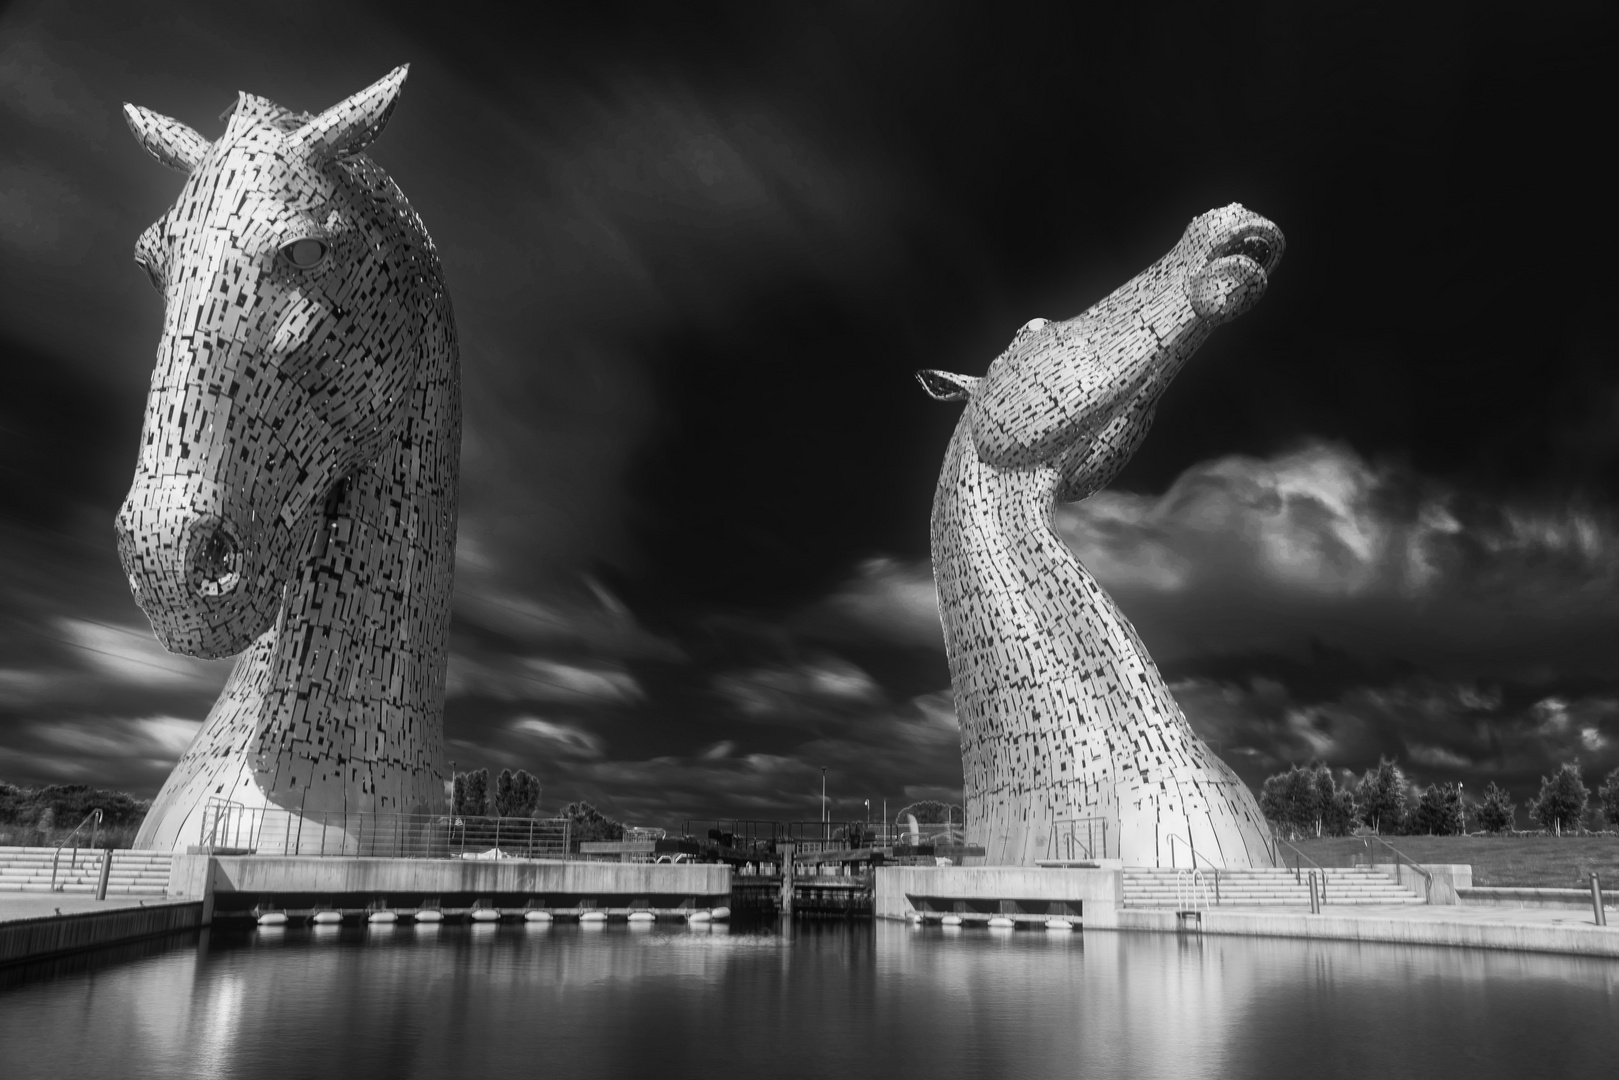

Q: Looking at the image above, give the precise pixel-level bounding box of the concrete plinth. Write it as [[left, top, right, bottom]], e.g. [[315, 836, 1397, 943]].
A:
[[875, 864, 1121, 923], [167, 855, 731, 918]]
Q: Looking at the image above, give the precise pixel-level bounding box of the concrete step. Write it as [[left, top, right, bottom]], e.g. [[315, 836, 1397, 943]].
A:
[[1121, 866, 1423, 907], [0, 848, 171, 895]]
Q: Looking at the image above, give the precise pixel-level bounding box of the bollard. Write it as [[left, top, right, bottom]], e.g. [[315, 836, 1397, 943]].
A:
[[778, 842, 795, 917], [1591, 873, 1607, 927], [1308, 871, 1320, 915], [95, 847, 113, 901]]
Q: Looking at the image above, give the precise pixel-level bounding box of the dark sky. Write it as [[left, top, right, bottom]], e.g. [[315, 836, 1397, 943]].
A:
[[1, 0, 1616, 827]]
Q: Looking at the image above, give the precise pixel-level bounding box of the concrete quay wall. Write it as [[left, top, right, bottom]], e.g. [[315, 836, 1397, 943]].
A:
[[0, 901, 203, 967], [875, 865, 1121, 921], [169, 855, 731, 917], [1087, 907, 1619, 959], [1459, 886, 1619, 910]]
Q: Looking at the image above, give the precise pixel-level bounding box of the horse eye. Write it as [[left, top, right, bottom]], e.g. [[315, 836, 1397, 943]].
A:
[[135, 256, 162, 291], [281, 238, 329, 269]]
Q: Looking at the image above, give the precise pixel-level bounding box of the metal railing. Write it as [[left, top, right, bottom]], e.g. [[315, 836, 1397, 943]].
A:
[[1048, 817, 1109, 861], [1176, 868, 1212, 912], [49, 809, 104, 892], [680, 818, 959, 853], [1269, 835, 1332, 903], [1360, 833, 1432, 903], [200, 801, 570, 859], [1167, 834, 1222, 904]]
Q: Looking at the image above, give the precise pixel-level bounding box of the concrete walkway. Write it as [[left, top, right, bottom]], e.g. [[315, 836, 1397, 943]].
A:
[[0, 895, 202, 967], [1094, 900, 1619, 959], [0, 895, 171, 924]]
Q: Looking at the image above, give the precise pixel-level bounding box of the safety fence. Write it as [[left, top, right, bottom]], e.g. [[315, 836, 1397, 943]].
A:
[[200, 801, 571, 859]]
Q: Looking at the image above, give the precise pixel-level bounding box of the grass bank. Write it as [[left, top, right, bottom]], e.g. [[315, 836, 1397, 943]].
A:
[[1287, 835, 1619, 888]]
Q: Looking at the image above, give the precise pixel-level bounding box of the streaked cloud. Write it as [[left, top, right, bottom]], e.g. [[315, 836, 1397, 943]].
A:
[[509, 715, 607, 759]]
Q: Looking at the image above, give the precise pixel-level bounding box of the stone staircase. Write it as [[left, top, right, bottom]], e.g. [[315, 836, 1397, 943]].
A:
[[0, 846, 172, 896], [1123, 865, 1424, 908]]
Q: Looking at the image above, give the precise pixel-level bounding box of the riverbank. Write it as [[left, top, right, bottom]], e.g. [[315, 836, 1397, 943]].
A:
[[1287, 835, 1619, 886], [0, 895, 203, 966], [1088, 901, 1619, 959]]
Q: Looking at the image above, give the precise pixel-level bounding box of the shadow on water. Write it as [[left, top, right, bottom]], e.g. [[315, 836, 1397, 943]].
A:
[[3, 918, 1618, 1079]]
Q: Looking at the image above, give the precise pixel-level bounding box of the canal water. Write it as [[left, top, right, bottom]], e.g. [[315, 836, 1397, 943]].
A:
[[3, 920, 1618, 1079]]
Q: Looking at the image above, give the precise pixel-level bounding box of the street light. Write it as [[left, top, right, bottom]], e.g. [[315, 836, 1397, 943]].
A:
[[821, 767, 828, 843]]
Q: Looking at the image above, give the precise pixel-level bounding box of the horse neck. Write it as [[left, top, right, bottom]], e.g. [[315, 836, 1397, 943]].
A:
[[930, 414, 1153, 671], [253, 286, 460, 808]]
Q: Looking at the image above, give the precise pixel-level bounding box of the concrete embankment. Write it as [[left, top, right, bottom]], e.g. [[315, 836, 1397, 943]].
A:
[[876, 864, 1619, 959], [171, 855, 732, 919], [1085, 905, 1619, 959], [1458, 887, 1619, 910], [0, 899, 203, 966]]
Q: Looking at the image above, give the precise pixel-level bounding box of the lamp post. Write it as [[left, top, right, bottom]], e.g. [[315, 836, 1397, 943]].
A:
[[821, 767, 827, 843]]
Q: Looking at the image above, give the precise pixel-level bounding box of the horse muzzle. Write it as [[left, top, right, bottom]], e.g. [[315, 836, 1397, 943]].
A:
[[116, 477, 280, 658]]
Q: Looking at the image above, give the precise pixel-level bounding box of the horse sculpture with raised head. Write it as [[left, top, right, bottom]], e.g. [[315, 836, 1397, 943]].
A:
[[117, 66, 459, 851], [919, 204, 1281, 868]]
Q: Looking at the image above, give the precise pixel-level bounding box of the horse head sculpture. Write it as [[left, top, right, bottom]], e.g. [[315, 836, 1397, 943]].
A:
[[118, 67, 460, 850], [918, 204, 1282, 868]]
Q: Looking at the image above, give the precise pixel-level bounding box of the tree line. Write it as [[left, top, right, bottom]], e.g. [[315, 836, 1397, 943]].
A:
[[1259, 758, 1619, 839], [450, 768, 625, 851]]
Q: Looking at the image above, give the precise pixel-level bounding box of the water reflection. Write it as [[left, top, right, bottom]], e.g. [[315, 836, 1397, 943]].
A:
[[1, 921, 1616, 1080]]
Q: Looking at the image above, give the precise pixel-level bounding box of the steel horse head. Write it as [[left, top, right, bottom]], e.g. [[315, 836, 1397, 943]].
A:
[[117, 65, 440, 657], [117, 67, 460, 850]]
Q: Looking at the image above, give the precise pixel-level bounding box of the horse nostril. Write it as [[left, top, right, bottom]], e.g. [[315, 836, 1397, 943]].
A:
[[188, 520, 243, 597]]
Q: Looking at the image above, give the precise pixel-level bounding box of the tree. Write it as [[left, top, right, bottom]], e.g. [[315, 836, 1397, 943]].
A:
[[1260, 764, 1355, 839], [455, 768, 490, 817], [1355, 758, 1408, 835], [513, 770, 542, 817], [1599, 769, 1619, 829], [1259, 766, 1314, 839], [1476, 782, 1515, 833], [895, 801, 963, 827], [1529, 762, 1589, 835], [494, 769, 541, 817], [1410, 782, 1466, 835], [562, 801, 624, 849], [1314, 766, 1358, 837]]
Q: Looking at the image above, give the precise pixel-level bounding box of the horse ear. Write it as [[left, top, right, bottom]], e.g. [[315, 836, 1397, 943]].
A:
[[289, 64, 409, 163], [916, 370, 980, 402], [123, 104, 210, 173]]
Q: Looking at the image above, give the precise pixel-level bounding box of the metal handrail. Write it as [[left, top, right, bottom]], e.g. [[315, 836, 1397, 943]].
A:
[[198, 800, 572, 859], [49, 809, 104, 892], [1049, 816, 1109, 861], [1176, 868, 1212, 912], [1166, 834, 1222, 904], [1269, 835, 1332, 904], [1361, 833, 1433, 903]]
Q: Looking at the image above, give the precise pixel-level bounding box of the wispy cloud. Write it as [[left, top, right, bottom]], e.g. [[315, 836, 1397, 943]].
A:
[[54, 618, 232, 691], [713, 656, 881, 722], [447, 654, 644, 705], [509, 715, 607, 759]]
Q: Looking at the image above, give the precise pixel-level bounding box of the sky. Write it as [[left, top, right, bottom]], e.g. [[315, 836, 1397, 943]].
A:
[[1, 0, 1616, 828]]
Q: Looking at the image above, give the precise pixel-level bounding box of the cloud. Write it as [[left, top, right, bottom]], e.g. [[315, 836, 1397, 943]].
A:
[[1172, 672, 1619, 800], [446, 654, 643, 705], [1057, 441, 1619, 680], [713, 656, 881, 722], [800, 557, 943, 648], [0, 36, 109, 141], [0, 715, 202, 788], [53, 617, 232, 692], [509, 716, 607, 759], [32, 715, 200, 759]]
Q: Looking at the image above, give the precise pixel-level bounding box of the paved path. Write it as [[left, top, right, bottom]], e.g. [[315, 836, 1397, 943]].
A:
[[1101, 900, 1619, 958], [1233, 902, 1612, 928], [0, 895, 169, 925]]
